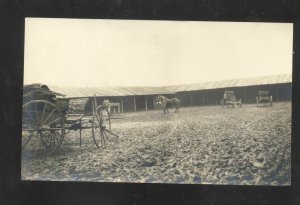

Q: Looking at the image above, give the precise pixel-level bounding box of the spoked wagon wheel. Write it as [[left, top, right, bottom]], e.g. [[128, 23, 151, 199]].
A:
[[22, 100, 65, 156], [92, 105, 118, 148]]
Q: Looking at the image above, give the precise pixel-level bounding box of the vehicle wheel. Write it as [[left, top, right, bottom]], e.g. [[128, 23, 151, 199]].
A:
[[22, 100, 65, 155], [92, 105, 111, 148]]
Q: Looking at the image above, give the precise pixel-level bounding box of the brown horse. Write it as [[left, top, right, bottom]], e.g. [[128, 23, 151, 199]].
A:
[[156, 95, 181, 114]]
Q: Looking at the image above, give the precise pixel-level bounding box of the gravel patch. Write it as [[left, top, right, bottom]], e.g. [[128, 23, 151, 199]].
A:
[[21, 102, 291, 185]]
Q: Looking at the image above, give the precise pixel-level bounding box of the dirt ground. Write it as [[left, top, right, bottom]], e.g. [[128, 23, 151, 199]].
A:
[[21, 102, 291, 185]]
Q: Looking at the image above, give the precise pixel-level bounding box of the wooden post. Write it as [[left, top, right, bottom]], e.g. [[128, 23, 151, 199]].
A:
[[120, 98, 124, 113], [244, 89, 247, 104], [133, 96, 136, 112], [190, 95, 193, 106], [145, 97, 148, 111], [277, 86, 280, 101], [214, 94, 217, 105], [79, 118, 82, 147]]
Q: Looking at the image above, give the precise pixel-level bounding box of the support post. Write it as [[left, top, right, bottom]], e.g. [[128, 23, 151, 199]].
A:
[[244, 89, 247, 104], [120, 99, 124, 113], [133, 96, 136, 112], [214, 94, 217, 105], [190, 95, 193, 106], [79, 118, 82, 147], [145, 97, 148, 111]]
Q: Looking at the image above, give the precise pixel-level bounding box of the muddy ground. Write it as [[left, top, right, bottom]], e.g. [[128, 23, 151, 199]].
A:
[[21, 102, 291, 185]]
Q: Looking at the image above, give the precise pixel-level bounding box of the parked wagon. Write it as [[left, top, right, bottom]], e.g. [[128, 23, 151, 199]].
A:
[[256, 91, 273, 106], [221, 90, 242, 108], [22, 84, 120, 156]]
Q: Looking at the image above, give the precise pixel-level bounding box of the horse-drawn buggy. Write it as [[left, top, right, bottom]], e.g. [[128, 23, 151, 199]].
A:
[[220, 90, 242, 108], [22, 84, 119, 155], [256, 91, 272, 107]]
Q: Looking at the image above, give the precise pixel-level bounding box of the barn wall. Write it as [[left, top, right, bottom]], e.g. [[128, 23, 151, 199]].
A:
[[79, 83, 292, 113], [84, 95, 163, 113], [176, 83, 292, 106]]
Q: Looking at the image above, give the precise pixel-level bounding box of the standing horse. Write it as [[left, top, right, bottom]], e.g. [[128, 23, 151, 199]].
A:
[[156, 95, 181, 114]]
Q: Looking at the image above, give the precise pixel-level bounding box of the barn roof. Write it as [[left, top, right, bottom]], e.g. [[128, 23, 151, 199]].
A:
[[163, 73, 292, 93], [47, 85, 175, 98], [42, 73, 291, 98]]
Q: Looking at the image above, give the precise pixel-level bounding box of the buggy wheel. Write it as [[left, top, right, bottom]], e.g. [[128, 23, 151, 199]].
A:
[[21, 131, 37, 155], [22, 100, 65, 155], [92, 106, 111, 148], [40, 127, 65, 155]]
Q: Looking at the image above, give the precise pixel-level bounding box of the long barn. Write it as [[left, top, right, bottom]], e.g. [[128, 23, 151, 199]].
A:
[[163, 73, 292, 106], [48, 73, 292, 113]]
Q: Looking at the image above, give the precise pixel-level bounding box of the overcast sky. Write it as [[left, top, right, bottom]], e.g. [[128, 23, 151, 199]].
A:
[[24, 18, 293, 87]]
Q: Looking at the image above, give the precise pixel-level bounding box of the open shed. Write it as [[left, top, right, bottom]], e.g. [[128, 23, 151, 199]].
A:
[[43, 73, 292, 112], [48, 85, 175, 113]]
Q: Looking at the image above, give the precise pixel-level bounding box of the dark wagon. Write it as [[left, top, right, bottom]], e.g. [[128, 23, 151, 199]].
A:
[[22, 84, 119, 155], [221, 90, 242, 108], [256, 91, 273, 107]]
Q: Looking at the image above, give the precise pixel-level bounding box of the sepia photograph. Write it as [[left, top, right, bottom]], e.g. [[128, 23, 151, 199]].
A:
[[22, 18, 292, 185]]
